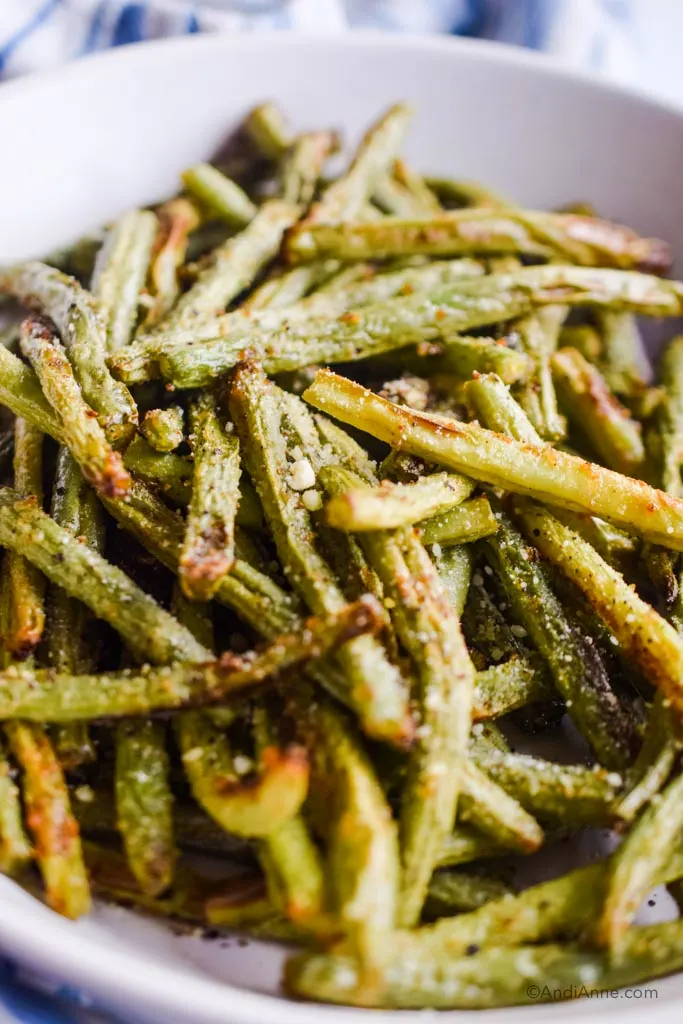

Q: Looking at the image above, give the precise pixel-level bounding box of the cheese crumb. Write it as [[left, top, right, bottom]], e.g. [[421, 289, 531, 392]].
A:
[[289, 459, 316, 491], [302, 489, 322, 511]]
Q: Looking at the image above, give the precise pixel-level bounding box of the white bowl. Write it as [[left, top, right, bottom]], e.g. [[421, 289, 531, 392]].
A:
[[1, 31, 683, 1024]]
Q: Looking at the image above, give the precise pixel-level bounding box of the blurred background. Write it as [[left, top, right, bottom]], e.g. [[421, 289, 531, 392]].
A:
[[2, 0, 683, 106]]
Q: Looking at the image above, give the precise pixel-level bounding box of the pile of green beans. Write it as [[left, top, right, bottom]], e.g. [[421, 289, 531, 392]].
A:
[[1, 99, 683, 1008]]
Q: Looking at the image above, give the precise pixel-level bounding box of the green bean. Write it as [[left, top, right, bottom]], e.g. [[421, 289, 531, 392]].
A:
[[122, 435, 193, 504], [373, 175, 426, 217], [512, 497, 683, 720], [596, 310, 648, 398], [154, 199, 299, 331], [286, 209, 670, 270], [436, 826, 507, 868], [91, 209, 157, 352], [6, 721, 90, 919], [113, 256, 484, 385], [0, 485, 207, 665], [282, 131, 339, 207], [306, 103, 412, 224], [483, 509, 635, 768], [552, 347, 646, 477], [303, 369, 683, 549], [618, 696, 678, 822], [46, 448, 102, 768], [253, 705, 327, 927], [162, 265, 683, 389], [472, 657, 557, 720], [73, 787, 252, 860], [512, 305, 566, 441], [0, 343, 65, 442], [435, 335, 533, 385], [229, 363, 412, 747], [0, 261, 137, 447], [244, 102, 291, 161], [285, 917, 683, 1009], [181, 164, 257, 227], [142, 198, 201, 328], [424, 176, 509, 209], [20, 316, 131, 497], [471, 746, 623, 827], [418, 495, 498, 546], [178, 707, 308, 839], [424, 868, 515, 918], [179, 392, 240, 601], [0, 736, 31, 874], [325, 471, 474, 532], [293, 696, 399, 948], [458, 761, 543, 852], [560, 322, 603, 362], [115, 719, 176, 897], [322, 464, 475, 925], [429, 543, 472, 617], [651, 334, 683, 498], [598, 773, 683, 952], [101, 478, 301, 638], [392, 159, 442, 214], [4, 419, 46, 659], [140, 406, 184, 453], [0, 598, 378, 721]]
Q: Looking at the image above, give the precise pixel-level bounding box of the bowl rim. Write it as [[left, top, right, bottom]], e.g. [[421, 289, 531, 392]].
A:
[[0, 29, 682, 1024]]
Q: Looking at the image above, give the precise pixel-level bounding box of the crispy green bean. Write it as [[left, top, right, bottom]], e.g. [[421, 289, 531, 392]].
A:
[[472, 657, 556, 720], [20, 316, 131, 497], [230, 362, 413, 747], [392, 160, 442, 214], [458, 761, 544, 852], [483, 509, 635, 768], [0, 598, 378, 721], [253, 705, 327, 927], [0, 261, 137, 447], [293, 696, 399, 947], [512, 497, 683, 719], [651, 335, 683, 498], [154, 199, 299, 330], [303, 369, 683, 549], [181, 164, 257, 227], [598, 773, 683, 952], [90, 209, 157, 352], [286, 209, 670, 271], [436, 826, 507, 868], [122, 435, 193, 504], [424, 868, 514, 918], [178, 709, 308, 838], [0, 736, 32, 874], [512, 305, 566, 441], [4, 419, 46, 659], [471, 746, 623, 827], [6, 721, 90, 918], [0, 485, 207, 665], [142, 198, 201, 328], [306, 103, 412, 224], [115, 719, 176, 897], [244, 102, 291, 160], [113, 256, 484, 385], [140, 406, 184, 453], [47, 448, 102, 768], [418, 495, 498, 546], [285, 917, 683, 1009], [324, 471, 474, 532], [179, 392, 240, 601], [282, 131, 339, 208], [552, 346, 646, 477], [322, 463, 475, 925], [596, 310, 649, 398], [618, 696, 678, 822], [0, 342, 67, 443], [163, 265, 683, 389]]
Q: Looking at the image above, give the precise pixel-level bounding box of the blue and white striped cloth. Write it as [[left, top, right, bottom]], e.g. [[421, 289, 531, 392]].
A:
[[0, 1, 637, 1022], [0, 1, 638, 81]]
